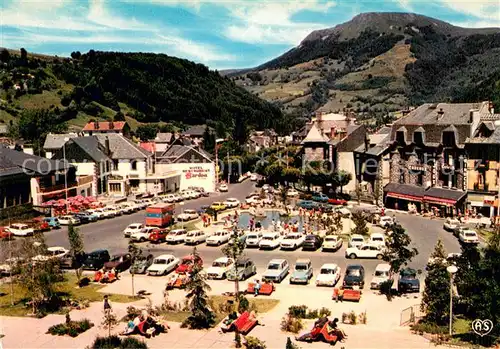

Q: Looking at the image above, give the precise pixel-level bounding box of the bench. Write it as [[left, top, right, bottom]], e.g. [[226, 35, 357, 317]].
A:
[[246, 282, 274, 296], [233, 311, 258, 335], [333, 288, 361, 302], [318, 323, 338, 344]]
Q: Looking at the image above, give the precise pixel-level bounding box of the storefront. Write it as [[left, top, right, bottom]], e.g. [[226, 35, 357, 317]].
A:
[[422, 187, 467, 217], [383, 183, 424, 211], [467, 193, 495, 217]]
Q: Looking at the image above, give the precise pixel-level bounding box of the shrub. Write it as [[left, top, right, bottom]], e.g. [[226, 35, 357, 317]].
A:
[[280, 314, 304, 333], [379, 280, 394, 300], [244, 336, 267, 349], [287, 305, 330, 319], [125, 306, 141, 321], [358, 311, 367, 324], [285, 337, 300, 349], [120, 337, 148, 349], [349, 311, 357, 325], [47, 318, 94, 337], [91, 336, 148, 349], [410, 321, 448, 335], [318, 307, 331, 318], [288, 305, 307, 318], [238, 297, 250, 313], [78, 277, 90, 287]]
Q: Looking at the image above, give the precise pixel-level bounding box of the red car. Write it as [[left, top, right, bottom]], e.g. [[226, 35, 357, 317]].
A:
[[175, 255, 203, 274], [148, 228, 169, 243], [0, 227, 13, 240], [31, 218, 51, 232], [328, 198, 348, 206]]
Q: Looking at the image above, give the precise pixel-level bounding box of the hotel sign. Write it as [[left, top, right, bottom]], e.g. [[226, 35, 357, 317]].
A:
[[408, 164, 425, 172]]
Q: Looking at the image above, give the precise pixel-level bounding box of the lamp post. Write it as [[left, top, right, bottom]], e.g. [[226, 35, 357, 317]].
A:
[[446, 265, 458, 336], [63, 137, 70, 213], [494, 120, 500, 217], [215, 138, 225, 186]]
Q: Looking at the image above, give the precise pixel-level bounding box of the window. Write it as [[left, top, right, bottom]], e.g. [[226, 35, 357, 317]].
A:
[[112, 160, 118, 171], [417, 173, 424, 186], [399, 170, 405, 184], [131, 160, 137, 170], [442, 131, 456, 147], [396, 131, 406, 144], [413, 131, 424, 144]]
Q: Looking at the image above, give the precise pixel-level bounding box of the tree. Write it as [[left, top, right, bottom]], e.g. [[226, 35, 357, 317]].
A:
[[203, 127, 215, 153], [70, 51, 81, 60], [335, 170, 352, 193], [135, 124, 158, 141], [382, 223, 418, 277], [420, 240, 450, 325], [16, 109, 67, 153], [113, 111, 125, 121], [0, 49, 10, 63], [350, 211, 369, 236], [67, 223, 84, 283], [20, 47, 28, 61], [102, 310, 118, 337], [128, 243, 142, 297], [222, 229, 246, 301], [182, 248, 215, 329]]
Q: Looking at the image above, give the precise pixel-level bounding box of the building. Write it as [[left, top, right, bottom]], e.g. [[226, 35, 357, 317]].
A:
[[0, 150, 31, 210], [51, 136, 112, 197], [156, 144, 215, 192], [82, 121, 130, 137], [182, 125, 210, 144], [154, 132, 174, 153], [245, 129, 278, 153], [43, 133, 79, 159], [383, 101, 493, 216]]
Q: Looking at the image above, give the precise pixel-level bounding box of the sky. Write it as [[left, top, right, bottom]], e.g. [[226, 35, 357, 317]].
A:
[[1, 0, 499, 70]]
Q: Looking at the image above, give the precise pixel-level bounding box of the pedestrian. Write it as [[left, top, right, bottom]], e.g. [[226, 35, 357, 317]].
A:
[[103, 295, 112, 314], [254, 280, 261, 297]]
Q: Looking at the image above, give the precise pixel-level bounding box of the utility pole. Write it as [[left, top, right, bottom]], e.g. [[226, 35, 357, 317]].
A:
[[63, 138, 69, 213], [227, 148, 230, 185]]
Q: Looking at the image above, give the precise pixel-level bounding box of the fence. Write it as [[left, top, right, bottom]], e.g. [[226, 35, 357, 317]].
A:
[[400, 304, 424, 326]]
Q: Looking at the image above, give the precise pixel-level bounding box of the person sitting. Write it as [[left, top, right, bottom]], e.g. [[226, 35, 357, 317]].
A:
[[327, 318, 347, 342], [254, 280, 261, 296]]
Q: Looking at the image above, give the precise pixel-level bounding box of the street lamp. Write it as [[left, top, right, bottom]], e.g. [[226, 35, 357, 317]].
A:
[[215, 138, 225, 187], [446, 265, 458, 336], [63, 137, 69, 213]]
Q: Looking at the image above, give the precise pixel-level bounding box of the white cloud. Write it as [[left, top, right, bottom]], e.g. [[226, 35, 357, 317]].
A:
[[87, 0, 149, 30], [452, 20, 500, 28], [226, 23, 323, 45], [396, 0, 414, 12], [155, 34, 236, 62], [439, 0, 500, 22]]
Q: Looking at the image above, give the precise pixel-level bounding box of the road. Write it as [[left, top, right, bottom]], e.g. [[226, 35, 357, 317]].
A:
[[6, 180, 463, 283]]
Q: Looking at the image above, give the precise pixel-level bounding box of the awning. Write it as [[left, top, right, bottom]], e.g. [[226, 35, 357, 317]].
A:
[[384, 183, 425, 202], [423, 187, 467, 207]]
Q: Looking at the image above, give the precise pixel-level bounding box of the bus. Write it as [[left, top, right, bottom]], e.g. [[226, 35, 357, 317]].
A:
[[145, 203, 175, 227]]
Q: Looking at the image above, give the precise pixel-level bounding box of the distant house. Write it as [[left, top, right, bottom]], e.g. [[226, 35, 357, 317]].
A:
[[245, 129, 278, 153], [182, 125, 212, 144], [154, 132, 174, 153], [43, 133, 79, 159], [82, 121, 130, 137]]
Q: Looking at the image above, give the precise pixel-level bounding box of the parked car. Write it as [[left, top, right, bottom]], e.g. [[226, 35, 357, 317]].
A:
[[58, 215, 81, 226], [184, 230, 207, 245], [452, 225, 467, 237], [290, 258, 313, 284], [378, 216, 394, 228], [262, 259, 289, 283], [123, 223, 145, 238], [302, 234, 323, 251], [60, 252, 86, 269], [311, 192, 329, 203], [245, 196, 261, 205], [287, 188, 299, 197], [345, 243, 384, 259], [177, 209, 199, 222], [189, 186, 209, 197], [0, 257, 24, 276], [328, 198, 348, 205], [459, 229, 479, 244], [206, 231, 231, 246], [104, 253, 132, 272], [7, 223, 34, 236], [210, 202, 227, 211], [250, 174, 258, 181], [166, 229, 188, 244], [342, 264, 365, 289], [227, 258, 256, 281], [223, 198, 240, 208], [315, 263, 341, 287], [43, 217, 60, 229], [130, 254, 154, 274], [88, 208, 106, 219], [322, 235, 343, 252], [31, 217, 50, 232], [175, 254, 203, 274], [102, 207, 118, 218], [147, 254, 180, 276], [370, 263, 392, 289], [0, 227, 14, 240], [369, 233, 386, 247], [74, 212, 94, 224], [130, 226, 157, 242], [148, 228, 169, 243], [246, 232, 263, 248], [443, 218, 461, 232], [296, 200, 318, 210], [348, 234, 365, 248], [206, 257, 234, 279], [37, 246, 70, 262], [280, 233, 305, 250], [398, 267, 420, 293], [259, 232, 282, 250], [219, 184, 229, 192], [82, 249, 111, 270]]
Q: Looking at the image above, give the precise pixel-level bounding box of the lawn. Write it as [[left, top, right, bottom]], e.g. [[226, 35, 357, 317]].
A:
[[161, 295, 279, 325], [0, 273, 138, 317], [17, 90, 62, 110]]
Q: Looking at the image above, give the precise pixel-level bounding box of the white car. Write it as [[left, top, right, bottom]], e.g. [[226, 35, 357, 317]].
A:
[[370, 263, 392, 289], [118, 203, 134, 214], [378, 216, 394, 228], [345, 243, 384, 259], [259, 232, 281, 250], [369, 233, 386, 247], [443, 218, 461, 232], [348, 234, 366, 248], [224, 198, 240, 208], [162, 194, 177, 203], [147, 254, 180, 276], [88, 208, 106, 219], [130, 226, 157, 242], [322, 235, 343, 252], [315, 263, 341, 287], [280, 233, 305, 250], [262, 259, 289, 283], [219, 184, 229, 192], [206, 257, 234, 279], [287, 188, 299, 197], [134, 200, 148, 209], [459, 229, 479, 244], [250, 174, 258, 181], [7, 223, 34, 236], [246, 232, 263, 248], [184, 230, 207, 245], [245, 196, 261, 205], [123, 223, 144, 237], [101, 207, 118, 218], [206, 231, 231, 246], [177, 209, 199, 221], [179, 191, 191, 200], [166, 229, 188, 244], [58, 215, 80, 226], [47, 246, 70, 259], [108, 204, 124, 215]]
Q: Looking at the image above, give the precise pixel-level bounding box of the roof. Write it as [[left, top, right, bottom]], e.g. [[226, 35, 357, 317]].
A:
[[0, 153, 25, 177], [94, 134, 151, 159], [155, 132, 173, 142], [295, 258, 311, 264], [395, 102, 488, 125], [70, 137, 109, 162], [139, 142, 156, 153], [0, 146, 72, 175], [467, 124, 500, 144], [82, 121, 127, 132], [43, 133, 78, 150], [375, 264, 391, 271], [301, 124, 329, 144], [320, 263, 339, 269], [384, 183, 426, 198], [424, 187, 467, 202], [157, 144, 212, 163], [182, 125, 208, 137]]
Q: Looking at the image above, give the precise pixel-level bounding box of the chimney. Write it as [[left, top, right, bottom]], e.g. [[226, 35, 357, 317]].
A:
[[105, 136, 110, 155], [437, 108, 444, 120], [489, 101, 495, 114], [364, 133, 370, 152], [109, 122, 114, 130], [330, 127, 336, 138], [469, 110, 474, 123], [94, 121, 99, 130]]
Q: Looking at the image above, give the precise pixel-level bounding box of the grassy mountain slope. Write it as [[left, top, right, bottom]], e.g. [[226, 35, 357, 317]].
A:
[[233, 12, 500, 126]]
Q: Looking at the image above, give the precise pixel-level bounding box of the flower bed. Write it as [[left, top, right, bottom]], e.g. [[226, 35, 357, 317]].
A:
[[47, 317, 94, 337]]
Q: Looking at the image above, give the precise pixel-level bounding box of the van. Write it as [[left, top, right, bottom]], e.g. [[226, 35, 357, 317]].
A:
[[370, 263, 392, 289]]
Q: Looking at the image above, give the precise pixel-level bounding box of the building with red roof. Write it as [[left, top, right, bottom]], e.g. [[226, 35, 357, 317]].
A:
[[82, 121, 130, 137]]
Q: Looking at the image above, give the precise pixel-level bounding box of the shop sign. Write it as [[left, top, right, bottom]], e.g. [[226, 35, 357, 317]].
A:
[[183, 166, 210, 180]]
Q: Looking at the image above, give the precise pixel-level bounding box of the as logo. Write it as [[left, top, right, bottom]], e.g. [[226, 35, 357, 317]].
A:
[[471, 319, 493, 337]]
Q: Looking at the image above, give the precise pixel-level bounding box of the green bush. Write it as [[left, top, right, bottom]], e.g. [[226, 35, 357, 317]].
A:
[[287, 305, 330, 319], [280, 314, 304, 333], [120, 337, 148, 349], [411, 321, 448, 335], [91, 336, 148, 349], [238, 297, 250, 313], [47, 318, 94, 337], [244, 336, 267, 349]]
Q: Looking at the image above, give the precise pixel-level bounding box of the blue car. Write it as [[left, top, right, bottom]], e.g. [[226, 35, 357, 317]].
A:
[[297, 200, 318, 210], [312, 193, 329, 203], [43, 217, 60, 229]]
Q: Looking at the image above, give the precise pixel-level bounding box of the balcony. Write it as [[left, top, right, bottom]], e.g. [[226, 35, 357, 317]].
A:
[[39, 181, 78, 193], [78, 175, 93, 186]]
